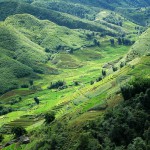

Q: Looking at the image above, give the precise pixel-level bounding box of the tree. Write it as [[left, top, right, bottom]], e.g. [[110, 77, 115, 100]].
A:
[[0, 134, 4, 142], [102, 70, 106, 76], [93, 39, 100, 46], [127, 137, 146, 150], [29, 80, 34, 86], [118, 38, 122, 45], [118, 21, 123, 26], [45, 48, 51, 53], [45, 112, 55, 124], [11, 126, 27, 138], [110, 39, 115, 46], [34, 97, 40, 105], [90, 81, 94, 85], [112, 66, 118, 72], [77, 133, 89, 150], [21, 84, 29, 88], [96, 76, 102, 82], [142, 88, 150, 109], [120, 84, 134, 100], [74, 81, 79, 86], [86, 33, 93, 40], [120, 62, 124, 68], [48, 81, 65, 89]]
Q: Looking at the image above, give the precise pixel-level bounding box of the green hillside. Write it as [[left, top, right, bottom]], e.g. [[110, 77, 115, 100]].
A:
[[0, 13, 93, 94], [0, 1, 118, 36], [126, 28, 150, 61], [52, 0, 150, 10], [0, 13, 130, 94], [0, 0, 150, 150]]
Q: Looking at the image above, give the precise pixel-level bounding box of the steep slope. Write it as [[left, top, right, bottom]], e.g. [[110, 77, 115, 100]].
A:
[[37, 0, 149, 26], [32, 0, 139, 35], [117, 7, 150, 26], [0, 21, 48, 94], [4, 14, 89, 51], [0, 13, 112, 94], [32, 0, 99, 20], [126, 28, 150, 61], [0, 14, 86, 94]]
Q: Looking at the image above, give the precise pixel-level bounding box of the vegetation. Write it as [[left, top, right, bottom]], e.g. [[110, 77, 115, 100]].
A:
[[44, 112, 55, 124], [34, 97, 40, 105], [48, 81, 66, 90], [11, 126, 27, 138], [0, 134, 4, 142], [84, 79, 150, 149], [0, 106, 13, 116], [0, 0, 150, 149]]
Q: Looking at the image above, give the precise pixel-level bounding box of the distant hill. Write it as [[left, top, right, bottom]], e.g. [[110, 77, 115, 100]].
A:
[[52, 0, 150, 10], [0, 1, 117, 36], [32, 0, 150, 26]]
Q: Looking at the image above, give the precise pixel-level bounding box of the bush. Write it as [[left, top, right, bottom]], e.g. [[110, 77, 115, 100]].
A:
[[110, 39, 115, 45], [34, 97, 40, 105], [45, 48, 51, 53], [120, 62, 124, 68], [96, 76, 102, 82], [21, 84, 29, 88], [0, 134, 4, 142], [112, 66, 118, 72], [0, 106, 13, 116], [102, 69, 106, 76], [45, 112, 55, 124], [90, 81, 94, 85], [74, 81, 79, 86], [8, 98, 22, 105], [77, 133, 90, 150], [48, 81, 66, 89], [29, 80, 34, 86], [11, 126, 27, 138]]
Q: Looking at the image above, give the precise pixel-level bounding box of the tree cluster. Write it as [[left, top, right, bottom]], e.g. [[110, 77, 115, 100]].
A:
[[0, 106, 13, 116], [83, 78, 150, 149], [48, 81, 66, 89]]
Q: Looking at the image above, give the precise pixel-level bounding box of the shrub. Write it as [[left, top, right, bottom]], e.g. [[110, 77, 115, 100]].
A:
[[45, 48, 51, 53], [29, 80, 34, 86], [45, 112, 55, 124], [121, 84, 135, 100], [0, 106, 13, 116], [21, 84, 29, 88], [11, 126, 27, 138], [110, 39, 115, 45], [77, 133, 89, 150], [102, 69, 106, 76], [112, 66, 118, 72], [9, 98, 22, 105], [90, 81, 94, 85], [120, 62, 124, 68], [96, 76, 102, 82], [34, 97, 40, 105], [48, 81, 66, 89], [0, 134, 4, 142], [74, 81, 79, 86]]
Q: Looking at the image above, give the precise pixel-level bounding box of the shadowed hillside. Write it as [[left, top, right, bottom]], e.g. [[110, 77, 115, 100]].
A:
[[0, 1, 118, 36]]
